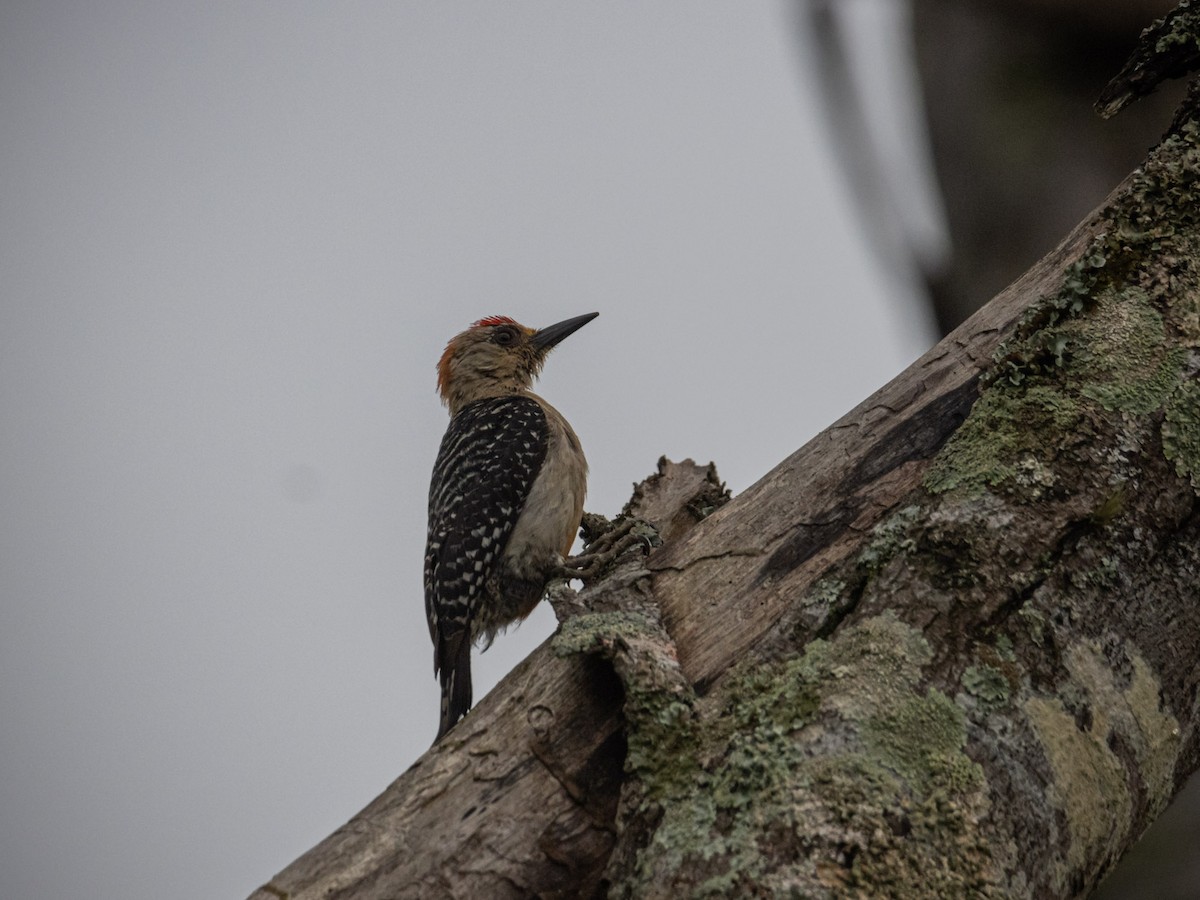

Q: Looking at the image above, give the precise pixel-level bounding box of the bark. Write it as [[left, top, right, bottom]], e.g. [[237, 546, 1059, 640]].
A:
[[249, 27, 1200, 900]]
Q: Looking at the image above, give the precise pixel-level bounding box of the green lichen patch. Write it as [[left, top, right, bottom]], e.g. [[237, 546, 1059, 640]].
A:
[[1163, 375, 1200, 491], [1166, 262, 1200, 346], [792, 617, 993, 896], [862, 690, 983, 796], [962, 665, 1012, 711], [1024, 695, 1130, 892], [786, 509, 927, 640], [551, 609, 656, 656], [626, 614, 998, 897], [932, 113, 1199, 502], [923, 383, 1084, 496], [623, 692, 698, 805], [789, 576, 851, 637], [621, 648, 822, 895], [1024, 640, 1182, 893], [1118, 119, 1200, 247], [552, 608, 702, 811], [1011, 454, 1059, 499], [988, 241, 1111, 390], [836, 783, 998, 899], [926, 285, 1190, 498], [1072, 289, 1188, 414], [1064, 642, 1182, 822], [856, 505, 921, 575]]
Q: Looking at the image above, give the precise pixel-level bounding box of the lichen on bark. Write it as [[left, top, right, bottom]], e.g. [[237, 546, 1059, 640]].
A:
[[598, 613, 999, 898], [1163, 376, 1200, 489], [1024, 641, 1182, 893], [926, 109, 1200, 500]]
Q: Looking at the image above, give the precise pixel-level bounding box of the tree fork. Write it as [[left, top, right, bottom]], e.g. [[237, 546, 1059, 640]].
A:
[[250, 18, 1200, 900]]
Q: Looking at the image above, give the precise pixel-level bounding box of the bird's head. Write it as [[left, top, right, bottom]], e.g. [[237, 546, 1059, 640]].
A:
[[436, 312, 598, 413]]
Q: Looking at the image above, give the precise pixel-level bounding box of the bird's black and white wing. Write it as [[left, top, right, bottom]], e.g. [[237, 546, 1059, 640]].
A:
[[423, 395, 549, 739]]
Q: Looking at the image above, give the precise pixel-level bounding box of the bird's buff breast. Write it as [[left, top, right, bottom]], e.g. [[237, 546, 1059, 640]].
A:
[[501, 413, 587, 581]]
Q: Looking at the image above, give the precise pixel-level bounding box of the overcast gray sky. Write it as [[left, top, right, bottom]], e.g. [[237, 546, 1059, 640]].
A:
[[0, 3, 936, 897]]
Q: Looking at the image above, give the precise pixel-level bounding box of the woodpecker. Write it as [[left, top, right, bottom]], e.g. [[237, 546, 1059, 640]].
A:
[[425, 312, 597, 741]]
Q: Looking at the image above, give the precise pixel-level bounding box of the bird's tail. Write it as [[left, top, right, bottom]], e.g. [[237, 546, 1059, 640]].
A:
[[435, 630, 472, 742]]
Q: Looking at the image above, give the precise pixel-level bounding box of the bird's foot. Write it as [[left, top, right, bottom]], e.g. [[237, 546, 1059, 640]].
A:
[[560, 514, 659, 584]]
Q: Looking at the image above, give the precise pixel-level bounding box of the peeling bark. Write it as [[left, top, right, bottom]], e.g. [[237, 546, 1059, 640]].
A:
[[250, 18, 1200, 900]]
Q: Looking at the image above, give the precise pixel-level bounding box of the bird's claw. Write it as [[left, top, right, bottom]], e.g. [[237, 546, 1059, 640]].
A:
[[561, 516, 658, 584]]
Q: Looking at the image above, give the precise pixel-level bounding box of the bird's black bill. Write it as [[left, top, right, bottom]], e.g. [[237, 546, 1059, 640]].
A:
[[531, 312, 599, 350]]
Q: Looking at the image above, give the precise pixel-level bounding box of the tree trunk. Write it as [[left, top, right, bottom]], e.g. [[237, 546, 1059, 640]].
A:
[[250, 20, 1200, 900]]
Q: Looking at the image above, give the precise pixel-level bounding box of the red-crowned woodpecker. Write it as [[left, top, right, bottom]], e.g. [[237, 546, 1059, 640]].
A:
[[425, 312, 597, 741]]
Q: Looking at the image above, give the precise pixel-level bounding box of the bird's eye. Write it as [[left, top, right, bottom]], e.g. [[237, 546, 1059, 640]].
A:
[[493, 327, 517, 346]]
